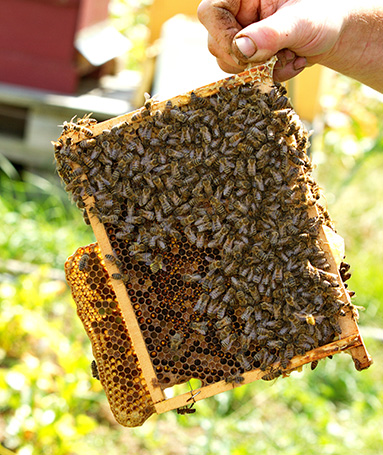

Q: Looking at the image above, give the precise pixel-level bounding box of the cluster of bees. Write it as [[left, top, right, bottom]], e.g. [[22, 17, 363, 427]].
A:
[[56, 80, 353, 393]]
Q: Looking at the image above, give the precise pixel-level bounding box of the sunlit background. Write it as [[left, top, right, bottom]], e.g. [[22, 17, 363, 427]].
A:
[[1, 1, 382, 454]]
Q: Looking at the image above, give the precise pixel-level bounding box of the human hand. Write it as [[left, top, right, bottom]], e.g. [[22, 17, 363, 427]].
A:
[[197, 0, 347, 82]]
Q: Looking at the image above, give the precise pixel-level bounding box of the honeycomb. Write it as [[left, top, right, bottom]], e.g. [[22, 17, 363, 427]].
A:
[[65, 243, 155, 426], [56, 60, 371, 426]]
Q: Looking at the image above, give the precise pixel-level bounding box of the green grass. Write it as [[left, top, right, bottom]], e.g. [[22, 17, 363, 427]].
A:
[[0, 171, 94, 269]]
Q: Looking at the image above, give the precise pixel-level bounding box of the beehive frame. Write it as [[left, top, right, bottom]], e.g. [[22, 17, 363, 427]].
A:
[[56, 59, 372, 426]]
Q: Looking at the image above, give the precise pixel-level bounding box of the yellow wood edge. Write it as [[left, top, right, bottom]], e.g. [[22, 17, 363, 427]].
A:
[[309, 205, 372, 371]]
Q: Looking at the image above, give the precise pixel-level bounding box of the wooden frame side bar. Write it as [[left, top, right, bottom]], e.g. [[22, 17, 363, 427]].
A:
[[311, 206, 372, 370], [82, 191, 165, 403]]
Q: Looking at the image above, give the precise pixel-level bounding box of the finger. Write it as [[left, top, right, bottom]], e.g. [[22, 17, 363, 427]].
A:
[[273, 58, 307, 82], [198, 0, 243, 56], [232, 4, 308, 63], [274, 49, 297, 69], [216, 57, 246, 74], [208, 33, 245, 71]]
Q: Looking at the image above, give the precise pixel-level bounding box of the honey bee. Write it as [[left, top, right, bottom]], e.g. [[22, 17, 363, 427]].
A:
[[218, 85, 231, 100], [217, 325, 232, 341], [111, 272, 130, 283], [247, 158, 256, 176], [261, 369, 282, 381], [209, 285, 226, 300], [310, 360, 319, 370], [128, 239, 147, 255], [236, 352, 251, 371], [143, 92, 157, 110], [194, 293, 210, 314], [189, 320, 208, 335], [221, 287, 235, 306], [163, 191, 180, 208], [201, 126, 212, 144], [225, 374, 245, 385], [169, 107, 187, 123], [79, 138, 97, 149], [131, 110, 142, 122], [104, 252, 122, 268], [284, 271, 297, 288], [150, 254, 163, 273], [222, 180, 234, 197], [271, 169, 283, 186], [233, 200, 249, 215], [247, 125, 266, 143], [330, 320, 342, 334], [139, 209, 155, 221], [205, 152, 219, 167], [77, 126, 93, 137], [196, 232, 205, 249], [82, 155, 95, 169], [213, 303, 225, 320], [184, 226, 197, 244], [221, 333, 237, 351], [181, 214, 196, 227], [169, 332, 183, 351], [247, 283, 260, 302], [91, 360, 100, 380], [78, 253, 90, 271], [111, 168, 121, 184], [299, 312, 325, 326], [183, 273, 202, 283], [234, 290, 246, 307], [82, 209, 91, 225], [251, 247, 268, 262], [266, 339, 284, 350], [211, 197, 226, 217], [215, 316, 232, 330], [158, 194, 172, 216], [176, 405, 196, 415], [202, 178, 213, 197]]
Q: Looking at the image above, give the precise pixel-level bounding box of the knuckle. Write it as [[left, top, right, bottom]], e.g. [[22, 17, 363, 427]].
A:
[[197, 0, 210, 21]]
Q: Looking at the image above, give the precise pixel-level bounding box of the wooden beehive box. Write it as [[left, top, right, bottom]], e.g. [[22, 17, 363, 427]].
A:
[[54, 58, 372, 427]]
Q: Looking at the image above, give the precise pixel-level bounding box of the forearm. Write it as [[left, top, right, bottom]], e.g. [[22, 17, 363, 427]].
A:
[[319, 1, 383, 92]]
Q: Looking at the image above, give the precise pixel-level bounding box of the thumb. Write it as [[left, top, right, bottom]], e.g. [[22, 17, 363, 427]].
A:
[[232, 7, 307, 63]]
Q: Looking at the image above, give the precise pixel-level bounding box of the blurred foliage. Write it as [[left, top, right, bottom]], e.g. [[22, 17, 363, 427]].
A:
[[109, 0, 153, 71], [0, 170, 94, 270], [312, 74, 383, 327]]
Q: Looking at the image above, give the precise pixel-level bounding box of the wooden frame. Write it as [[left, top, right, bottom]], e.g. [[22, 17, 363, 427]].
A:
[[59, 59, 372, 418]]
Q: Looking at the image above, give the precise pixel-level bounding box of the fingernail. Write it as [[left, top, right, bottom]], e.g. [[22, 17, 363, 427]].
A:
[[293, 57, 307, 71], [274, 59, 282, 69], [234, 36, 257, 59], [284, 49, 296, 63], [230, 53, 241, 65]]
